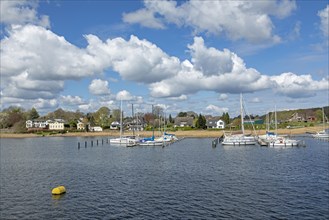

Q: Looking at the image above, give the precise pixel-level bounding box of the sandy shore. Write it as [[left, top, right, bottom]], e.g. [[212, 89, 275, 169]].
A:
[[0, 125, 327, 139]]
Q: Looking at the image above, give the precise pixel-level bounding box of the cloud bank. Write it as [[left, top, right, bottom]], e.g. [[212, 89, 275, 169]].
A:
[[1, 25, 327, 106], [123, 0, 296, 43]]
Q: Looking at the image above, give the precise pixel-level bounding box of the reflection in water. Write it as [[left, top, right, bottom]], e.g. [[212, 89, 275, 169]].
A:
[[52, 194, 65, 201]]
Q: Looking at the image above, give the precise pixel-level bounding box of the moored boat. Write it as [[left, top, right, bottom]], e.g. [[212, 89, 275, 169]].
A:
[[110, 136, 139, 145], [312, 108, 329, 139], [222, 133, 257, 146], [138, 136, 165, 146], [222, 94, 256, 146], [312, 130, 329, 139], [257, 107, 303, 147]]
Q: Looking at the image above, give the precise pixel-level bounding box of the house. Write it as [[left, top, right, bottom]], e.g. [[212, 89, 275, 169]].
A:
[[174, 117, 194, 127], [207, 118, 225, 129], [289, 112, 305, 122], [90, 126, 103, 132], [26, 120, 34, 128], [110, 121, 120, 130], [307, 116, 316, 121], [126, 118, 145, 131], [77, 121, 85, 130], [26, 119, 48, 129], [48, 119, 65, 130]]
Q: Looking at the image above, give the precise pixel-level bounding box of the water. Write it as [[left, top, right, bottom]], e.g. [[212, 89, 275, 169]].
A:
[[0, 136, 328, 219]]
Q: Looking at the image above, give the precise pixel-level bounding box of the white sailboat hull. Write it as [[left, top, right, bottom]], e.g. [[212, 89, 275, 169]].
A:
[[110, 137, 137, 145], [138, 141, 164, 146], [312, 130, 329, 138], [222, 135, 256, 146]]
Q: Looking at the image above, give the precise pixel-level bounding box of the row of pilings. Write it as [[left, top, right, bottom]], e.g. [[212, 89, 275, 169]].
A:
[[78, 138, 109, 149]]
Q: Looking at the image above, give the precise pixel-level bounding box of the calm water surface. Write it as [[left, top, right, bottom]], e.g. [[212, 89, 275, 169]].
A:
[[1, 136, 328, 219]]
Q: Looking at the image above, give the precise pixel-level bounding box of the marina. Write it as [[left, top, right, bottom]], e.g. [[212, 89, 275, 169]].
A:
[[1, 1, 328, 219]]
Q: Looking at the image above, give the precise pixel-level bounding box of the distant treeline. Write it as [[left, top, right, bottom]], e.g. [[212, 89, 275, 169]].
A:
[[0, 105, 327, 133]]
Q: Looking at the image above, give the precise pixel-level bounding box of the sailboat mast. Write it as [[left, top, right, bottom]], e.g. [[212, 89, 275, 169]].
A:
[[275, 105, 278, 134], [152, 104, 154, 138], [240, 94, 245, 135], [132, 103, 135, 136], [322, 107, 325, 130], [266, 112, 269, 132], [120, 99, 123, 138]]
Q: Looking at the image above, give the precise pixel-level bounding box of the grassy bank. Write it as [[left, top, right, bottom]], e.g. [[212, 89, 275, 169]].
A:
[[1, 125, 327, 139]]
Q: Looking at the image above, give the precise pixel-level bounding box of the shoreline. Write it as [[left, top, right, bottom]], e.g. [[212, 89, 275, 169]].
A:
[[0, 126, 327, 139]]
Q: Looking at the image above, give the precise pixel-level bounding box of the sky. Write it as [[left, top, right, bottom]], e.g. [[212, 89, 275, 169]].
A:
[[0, 0, 328, 117]]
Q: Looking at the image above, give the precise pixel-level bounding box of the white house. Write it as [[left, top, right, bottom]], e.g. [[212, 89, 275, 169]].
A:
[[26, 119, 48, 129], [77, 121, 85, 130], [26, 120, 33, 128], [48, 120, 65, 130], [90, 126, 103, 132], [207, 119, 225, 129], [110, 121, 120, 130]]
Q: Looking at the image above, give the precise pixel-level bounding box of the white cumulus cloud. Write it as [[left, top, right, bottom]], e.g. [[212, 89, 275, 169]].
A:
[[205, 105, 229, 115], [318, 5, 329, 38], [270, 72, 329, 98], [219, 94, 228, 101], [85, 34, 180, 83], [149, 36, 272, 97], [123, 0, 296, 43], [116, 90, 133, 101], [89, 79, 111, 95], [60, 95, 86, 105], [0, 0, 50, 28]]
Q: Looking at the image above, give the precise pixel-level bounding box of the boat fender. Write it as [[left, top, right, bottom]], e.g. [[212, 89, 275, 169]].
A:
[[52, 186, 66, 195]]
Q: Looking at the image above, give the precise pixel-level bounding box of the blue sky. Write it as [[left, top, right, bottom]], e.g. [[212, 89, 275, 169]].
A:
[[0, 0, 328, 117]]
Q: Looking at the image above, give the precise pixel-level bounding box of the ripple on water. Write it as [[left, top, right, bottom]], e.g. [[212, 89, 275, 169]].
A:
[[0, 137, 328, 219]]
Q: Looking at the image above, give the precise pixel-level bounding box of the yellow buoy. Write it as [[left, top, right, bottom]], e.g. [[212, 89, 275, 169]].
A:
[[51, 186, 66, 195]]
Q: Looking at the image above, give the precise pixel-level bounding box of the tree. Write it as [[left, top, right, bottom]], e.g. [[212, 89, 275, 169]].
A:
[[153, 105, 164, 119], [143, 113, 154, 126], [315, 109, 323, 122], [53, 108, 66, 119], [177, 112, 187, 117], [94, 106, 111, 127], [111, 109, 121, 122], [4, 106, 25, 128], [86, 113, 95, 126], [169, 114, 173, 123], [28, 107, 39, 120], [222, 112, 230, 125], [196, 114, 206, 129], [0, 112, 9, 128]]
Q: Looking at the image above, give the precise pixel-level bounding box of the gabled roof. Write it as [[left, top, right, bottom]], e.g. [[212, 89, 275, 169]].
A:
[[174, 117, 194, 126]]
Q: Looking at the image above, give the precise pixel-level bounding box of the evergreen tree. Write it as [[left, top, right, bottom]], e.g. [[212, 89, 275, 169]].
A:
[[196, 114, 207, 129], [29, 107, 39, 120], [221, 112, 230, 125], [169, 114, 173, 123]]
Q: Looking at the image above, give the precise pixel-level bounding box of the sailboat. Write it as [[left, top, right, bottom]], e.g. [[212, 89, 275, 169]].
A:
[[138, 105, 168, 146], [313, 107, 329, 139], [258, 106, 301, 147], [110, 100, 138, 146], [222, 94, 256, 146]]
